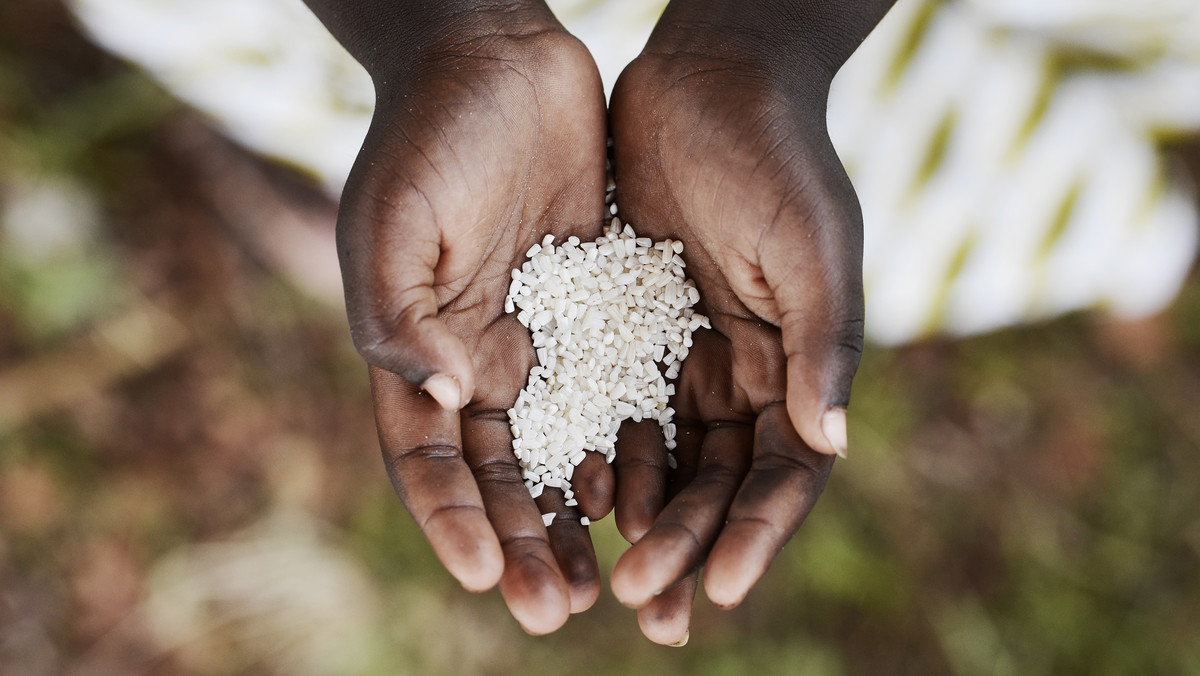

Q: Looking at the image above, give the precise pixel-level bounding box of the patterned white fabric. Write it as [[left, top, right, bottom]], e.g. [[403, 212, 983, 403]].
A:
[[67, 0, 1200, 343], [830, 0, 1200, 342]]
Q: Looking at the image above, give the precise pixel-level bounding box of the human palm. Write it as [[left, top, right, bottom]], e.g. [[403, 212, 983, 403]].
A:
[[607, 50, 866, 643], [338, 26, 610, 634]]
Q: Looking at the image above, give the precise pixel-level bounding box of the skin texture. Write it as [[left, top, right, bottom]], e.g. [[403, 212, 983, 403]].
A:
[[309, 1, 612, 634], [605, 1, 896, 644], [303, 0, 894, 643]]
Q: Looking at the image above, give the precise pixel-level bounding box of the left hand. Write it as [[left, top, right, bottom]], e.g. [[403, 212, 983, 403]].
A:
[[605, 31, 866, 645]]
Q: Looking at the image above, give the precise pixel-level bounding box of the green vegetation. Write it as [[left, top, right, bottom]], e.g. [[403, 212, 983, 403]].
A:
[[2, 2, 1198, 674]]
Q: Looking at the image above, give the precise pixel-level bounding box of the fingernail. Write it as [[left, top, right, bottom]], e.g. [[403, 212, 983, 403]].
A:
[[821, 408, 848, 459], [669, 631, 690, 647], [422, 374, 462, 411]]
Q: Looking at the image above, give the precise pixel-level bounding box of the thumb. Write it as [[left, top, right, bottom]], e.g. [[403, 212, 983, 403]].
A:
[[777, 306, 863, 459], [760, 209, 864, 459], [337, 201, 476, 413], [352, 292, 476, 413]]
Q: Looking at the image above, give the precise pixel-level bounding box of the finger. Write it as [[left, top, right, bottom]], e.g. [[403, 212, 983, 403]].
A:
[[370, 366, 502, 592], [466, 318, 599, 617], [570, 450, 614, 522], [704, 404, 834, 608], [536, 487, 601, 614], [637, 572, 697, 647], [338, 183, 475, 411], [610, 425, 752, 608], [460, 406, 571, 635], [753, 147, 864, 459], [613, 419, 668, 543], [760, 211, 864, 459]]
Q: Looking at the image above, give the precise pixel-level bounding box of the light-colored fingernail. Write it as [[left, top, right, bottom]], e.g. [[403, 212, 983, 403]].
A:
[[422, 374, 462, 411], [669, 631, 690, 647], [821, 408, 848, 459]]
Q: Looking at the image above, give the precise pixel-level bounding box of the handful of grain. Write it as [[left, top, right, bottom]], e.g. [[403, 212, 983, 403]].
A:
[[506, 218, 709, 525]]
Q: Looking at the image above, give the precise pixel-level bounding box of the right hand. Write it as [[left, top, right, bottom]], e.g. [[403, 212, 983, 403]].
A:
[[605, 21, 868, 645], [336, 10, 610, 634]]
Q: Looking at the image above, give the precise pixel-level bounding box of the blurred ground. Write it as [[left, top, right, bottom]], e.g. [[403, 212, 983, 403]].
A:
[[2, 2, 1200, 675]]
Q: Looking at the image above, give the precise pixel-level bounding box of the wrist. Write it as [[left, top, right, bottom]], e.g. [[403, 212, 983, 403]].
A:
[[305, 0, 561, 90], [644, 0, 896, 92]]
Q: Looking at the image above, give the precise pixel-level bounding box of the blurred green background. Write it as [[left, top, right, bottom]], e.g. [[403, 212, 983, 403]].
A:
[[3, 2, 1200, 675]]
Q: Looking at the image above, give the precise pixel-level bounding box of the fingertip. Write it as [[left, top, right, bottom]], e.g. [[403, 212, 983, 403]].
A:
[[572, 453, 615, 521], [547, 518, 601, 614], [421, 373, 463, 412], [441, 521, 504, 593], [509, 599, 571, 636], [643, 619, 691, 648], [701, 563, 748, 610], [389, 314, 476, 407], [640, 613, 690, 647], [517, 612, 569, 637], [609, 571, 641, 609], [637, 576, 695, 646], [785, 394, 843, 459], [610, 549, 660, 609], [702, 538, 749, 609], [499, 554, 572, 636], [458, 557, 504, 594], [616, 512, 654, 545], [508, 591, 572, 637], [567, 573, 601, 614]]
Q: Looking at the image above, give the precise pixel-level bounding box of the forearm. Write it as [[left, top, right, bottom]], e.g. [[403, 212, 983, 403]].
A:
[[301, 0, 558, 83], [647, 0, 897, 84]]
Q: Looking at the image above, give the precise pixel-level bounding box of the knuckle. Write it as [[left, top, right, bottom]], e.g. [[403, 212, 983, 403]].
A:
[[781, 309, 864, 363], [615, 453, 669, 473], [723, 513, 782, 539], [654, 520, 708, 555], [692, 463, 744, 491], [833, 316, 865, 357], [501, 533, 550, 554], [471, 456, 523, 486], [751, 447, 818, 476], [421, 502, 487, 532], [351, 323, 393, 365], [383, 442, 460, 477]]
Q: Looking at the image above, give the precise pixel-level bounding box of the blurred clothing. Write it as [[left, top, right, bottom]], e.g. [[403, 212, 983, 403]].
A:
[[67, 0, 1200, 343]]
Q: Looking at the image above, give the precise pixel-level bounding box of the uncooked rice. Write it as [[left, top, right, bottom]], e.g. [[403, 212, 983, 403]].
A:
[[506, 215, 709, 523]]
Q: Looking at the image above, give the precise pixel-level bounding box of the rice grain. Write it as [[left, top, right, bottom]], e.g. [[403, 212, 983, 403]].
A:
[[507, 216, 707, 522]]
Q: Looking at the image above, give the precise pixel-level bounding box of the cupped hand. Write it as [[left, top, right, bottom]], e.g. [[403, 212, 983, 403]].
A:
[[606, 41, 865, 644], [337, 14, 611, 634]]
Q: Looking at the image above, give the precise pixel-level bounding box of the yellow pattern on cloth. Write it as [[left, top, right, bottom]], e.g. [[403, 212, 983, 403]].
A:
[[66, 0, 1200, 344]]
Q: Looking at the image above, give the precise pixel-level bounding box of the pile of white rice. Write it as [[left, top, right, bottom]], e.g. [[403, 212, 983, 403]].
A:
[[506, 217, 708, 525]]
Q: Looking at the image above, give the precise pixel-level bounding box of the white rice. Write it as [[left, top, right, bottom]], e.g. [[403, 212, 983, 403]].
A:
[[507, 215, 709, 524]]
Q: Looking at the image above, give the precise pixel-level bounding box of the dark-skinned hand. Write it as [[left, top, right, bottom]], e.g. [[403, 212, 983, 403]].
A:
[[312, 2, 611, 635], [303, 0, 894, 644], [604, 0, 894, 644]]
